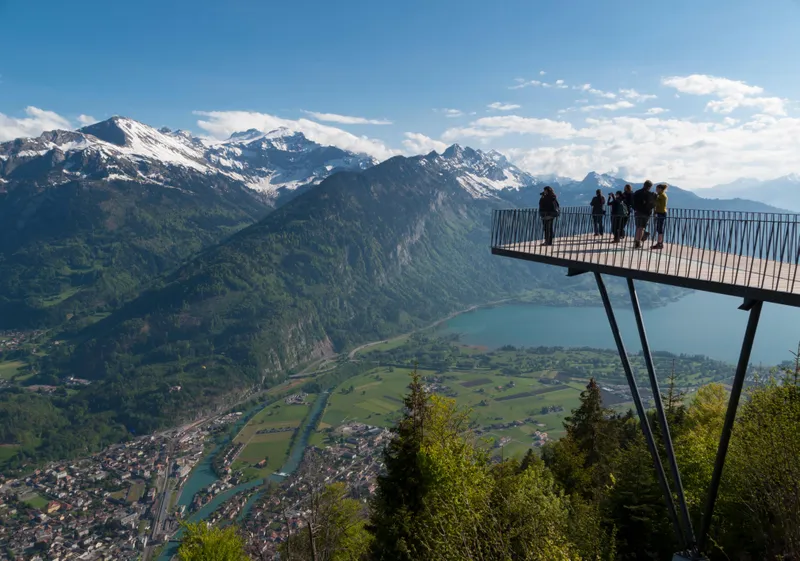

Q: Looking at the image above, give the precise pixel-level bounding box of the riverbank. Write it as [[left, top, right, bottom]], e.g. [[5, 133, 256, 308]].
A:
[[157, 389, 331, 560]]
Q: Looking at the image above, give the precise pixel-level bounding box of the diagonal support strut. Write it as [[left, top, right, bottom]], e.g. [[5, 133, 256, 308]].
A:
[[697, 299, 763, 553], [594, 272, 686, 548], [628, 278, 698, 554]]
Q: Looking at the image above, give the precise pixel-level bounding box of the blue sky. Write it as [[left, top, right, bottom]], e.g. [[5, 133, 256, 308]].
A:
[[2, 0, 800, 187]]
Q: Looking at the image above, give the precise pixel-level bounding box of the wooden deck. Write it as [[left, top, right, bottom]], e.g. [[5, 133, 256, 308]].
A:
[[494, 233, 800, 307]]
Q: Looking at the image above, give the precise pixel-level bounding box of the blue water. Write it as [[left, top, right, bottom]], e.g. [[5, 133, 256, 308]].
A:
[[437, 291, 800, 366], [158, 392, 330, 560]]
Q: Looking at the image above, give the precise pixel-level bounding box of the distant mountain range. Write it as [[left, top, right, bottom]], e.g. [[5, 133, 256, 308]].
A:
[[703, 175, 800, 212]]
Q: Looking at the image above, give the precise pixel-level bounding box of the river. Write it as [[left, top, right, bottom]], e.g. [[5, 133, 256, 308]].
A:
[[157, 392, 330, 560], [436, 290, 800, 366]]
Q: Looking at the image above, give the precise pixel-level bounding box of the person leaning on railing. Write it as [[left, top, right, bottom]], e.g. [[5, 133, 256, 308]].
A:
[[622, 184, 633, 238], [609, 190, 629, 244], [651, 183, 668, 250], [538, 186, 560, 246]]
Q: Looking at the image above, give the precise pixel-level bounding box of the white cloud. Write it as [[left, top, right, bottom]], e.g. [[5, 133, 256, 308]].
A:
[[402, 132, 448, 155], [574, 84, 617, 99], [559, 100, 635, 114], [645, 107, 669, 115], [0, 106, 72, 141], [662, 74, 763, 98], [303, 111, 392, 125], [450, 111, 800, 188], [579, 100, 635, 112], [77, 114, 97, 126], [510, 79, 544, 90], [487, 102, 521, 111], [511, 78, 568, 91], [443, 116, 577, 141], [662, 74, 786, 116], [619, 88, 657, 103], [193, 110, 397, 160], [539, 70, 546, 76], [437, 108, 464, 118]]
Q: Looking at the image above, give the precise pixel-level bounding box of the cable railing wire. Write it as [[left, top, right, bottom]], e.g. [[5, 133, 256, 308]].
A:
[[491, 208, 800, 297]]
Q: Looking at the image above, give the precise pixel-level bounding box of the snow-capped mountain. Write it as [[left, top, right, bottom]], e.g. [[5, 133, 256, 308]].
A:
[[423, 144, 541, 198], [705, 174, 800, 212], [0, 116, 377, 200], [204, 126, 377, 194]]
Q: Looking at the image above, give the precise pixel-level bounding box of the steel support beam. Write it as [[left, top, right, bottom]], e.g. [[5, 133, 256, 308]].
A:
[[594, 272, 686, 547], [627, 278, 697, 553], [698, 299, 763, 553]]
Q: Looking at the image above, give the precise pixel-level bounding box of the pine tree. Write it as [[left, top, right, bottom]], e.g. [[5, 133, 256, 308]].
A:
[[367, 370, 431, 560], [662, 359, 687, 428], [564, 378, 617, 469]]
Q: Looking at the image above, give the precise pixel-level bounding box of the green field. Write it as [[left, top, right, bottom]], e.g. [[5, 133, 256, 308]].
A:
[[354, 335, 412, 356], [24, 494, 49, 510], [0, 361, 25, 380], [318, 366, 585, 455], [40, 286, 82, 308], [0, 445, 19, 462], [126, 481, 145, 503], [231, 395, 316, 479], [313, 336, 729, 461]]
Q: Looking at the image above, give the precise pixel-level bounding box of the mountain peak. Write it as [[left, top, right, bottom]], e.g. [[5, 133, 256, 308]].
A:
[[486, 149, 509, 165], [580, 171, 620, 190], [264, 126, 296, 139], [79, 116, 141, 147], [442, 143, 482, 160], [228, 128, 265, 142]]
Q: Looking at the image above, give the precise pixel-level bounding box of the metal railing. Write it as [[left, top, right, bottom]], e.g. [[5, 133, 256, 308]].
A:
[[491, 207, 800, 298]]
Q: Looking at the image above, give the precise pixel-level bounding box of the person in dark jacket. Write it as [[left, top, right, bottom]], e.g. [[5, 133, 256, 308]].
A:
[[609, 190, 628, 243], [632, 180, 656, 249], [538, 186, 559, 246], [621, 184, 634, 238], [590, 189, 606, 236]]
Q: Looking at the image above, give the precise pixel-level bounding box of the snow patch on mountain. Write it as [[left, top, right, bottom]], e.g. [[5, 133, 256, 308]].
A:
[[425, 144, 540, 199]]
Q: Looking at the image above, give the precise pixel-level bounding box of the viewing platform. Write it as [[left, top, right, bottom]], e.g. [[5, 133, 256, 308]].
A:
[[491, 207, 800, 308], [492, 206, 800, 559]]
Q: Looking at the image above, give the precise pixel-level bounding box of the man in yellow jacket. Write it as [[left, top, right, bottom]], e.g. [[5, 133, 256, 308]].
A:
[[652, 183, 668, 250]]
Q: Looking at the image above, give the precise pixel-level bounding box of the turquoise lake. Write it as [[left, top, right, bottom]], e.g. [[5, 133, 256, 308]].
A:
[[437, 290, 800, 366]]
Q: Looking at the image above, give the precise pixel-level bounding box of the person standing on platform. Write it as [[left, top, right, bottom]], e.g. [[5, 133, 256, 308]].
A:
[[622, 184, 634, 238], [610, 190, 628, 243], [590, 189, 606, 236], [651, 183, 668, 250], [538, 186, 559, 246], [633, 180, 656, 249]]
